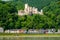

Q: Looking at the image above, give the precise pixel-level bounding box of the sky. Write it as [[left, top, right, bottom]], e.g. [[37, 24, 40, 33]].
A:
[[1, 0, 13, 1]]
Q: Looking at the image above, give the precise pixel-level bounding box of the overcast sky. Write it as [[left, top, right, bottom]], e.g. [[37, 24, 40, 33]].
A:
[[2, 0, 13, 1]]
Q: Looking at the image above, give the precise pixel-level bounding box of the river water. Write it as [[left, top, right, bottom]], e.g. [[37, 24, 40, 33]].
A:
[[0, 37, 60, 40]]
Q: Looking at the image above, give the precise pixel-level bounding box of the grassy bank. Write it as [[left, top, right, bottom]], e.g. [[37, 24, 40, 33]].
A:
[[0, 33, 60, 37]]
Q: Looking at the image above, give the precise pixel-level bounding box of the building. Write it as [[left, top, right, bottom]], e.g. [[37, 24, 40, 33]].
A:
[[4, 29, 60, 34], [0, 27, 4, 33], [27, 29, 39, 33], [5, 29, 26, 33], [18, 4, 43, 16], [18, 10, 25, 16]]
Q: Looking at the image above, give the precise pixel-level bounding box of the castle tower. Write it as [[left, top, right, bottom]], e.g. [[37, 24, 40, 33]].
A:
[[41, 9, 43, 15], [32, 7, 38, 14], [24, 4, 29, 13], [25, 4, 28, 9], [24, 3, 30, 15], [39, 9, 43, 15]]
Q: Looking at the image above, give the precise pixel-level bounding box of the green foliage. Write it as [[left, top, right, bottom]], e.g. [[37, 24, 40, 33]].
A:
[[14, 0, 58, 10], [0, 0, 60, 30], [43, 1, 60, 29], [0, 1, 18, 30]]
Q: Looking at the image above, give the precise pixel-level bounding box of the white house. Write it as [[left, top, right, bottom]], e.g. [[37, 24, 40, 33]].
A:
[[0, 27, 4, 33], [5, 29, 27, 33]]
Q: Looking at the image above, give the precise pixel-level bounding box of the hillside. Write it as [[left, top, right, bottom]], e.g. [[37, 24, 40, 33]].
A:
[[0, 0, 60, 30], [2, 0, 59, 10], [14, 0, 59, 10], [43, 1, 60, 29]]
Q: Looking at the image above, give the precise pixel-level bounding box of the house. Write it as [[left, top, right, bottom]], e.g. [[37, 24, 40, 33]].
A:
[[39, 29, 45, 34], [5, 29, 26, 33], [27, 29, 39, 33], [55, 29, 60, 33], [38, 29, 56, 34], [45, 29, 56, 34], [5, 29, 60, 34], [5, 30, 10, 33], [19, 29, 27, 33], [57, 29, 60, 33], [5, 29, 19, 33], [0, 27, 4, 33]]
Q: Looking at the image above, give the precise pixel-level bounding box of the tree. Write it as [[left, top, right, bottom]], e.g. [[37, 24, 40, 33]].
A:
[[0, 1, 17, 30], [43, 1, 60, 29]]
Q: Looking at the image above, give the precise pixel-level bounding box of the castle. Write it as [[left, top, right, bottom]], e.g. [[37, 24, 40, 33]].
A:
[[18, 4, 43, 16]]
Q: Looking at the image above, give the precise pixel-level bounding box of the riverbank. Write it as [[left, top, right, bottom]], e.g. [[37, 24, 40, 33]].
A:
[[0, 33, 60, 37]]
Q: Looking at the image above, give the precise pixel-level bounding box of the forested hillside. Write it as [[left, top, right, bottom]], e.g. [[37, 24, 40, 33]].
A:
[[14, 0, 59, 10], [1, 0, 59, 10], [0, 0, 60, 30], [43, 1, 60, 30], [0, 1, 18, 30]]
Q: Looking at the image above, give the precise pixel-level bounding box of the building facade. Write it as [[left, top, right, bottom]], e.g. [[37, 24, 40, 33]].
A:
[[0, 27, 4, 33], [18, 4, 43, 16]]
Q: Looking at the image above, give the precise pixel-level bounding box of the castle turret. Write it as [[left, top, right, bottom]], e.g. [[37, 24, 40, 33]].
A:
[[25, 4, 28, 9], [41, 9, 43, 15], [18, 3, 43, 16], [38, 9, 43, 15], [24, 4, 29, 13]]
